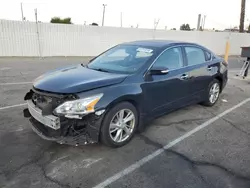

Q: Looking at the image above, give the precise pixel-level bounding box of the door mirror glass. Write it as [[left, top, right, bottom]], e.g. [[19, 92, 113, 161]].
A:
[[149, 67, 169, 75]]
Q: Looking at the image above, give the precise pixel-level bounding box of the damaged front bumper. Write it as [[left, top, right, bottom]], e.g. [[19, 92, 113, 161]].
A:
[[23, 91, 104, 146]]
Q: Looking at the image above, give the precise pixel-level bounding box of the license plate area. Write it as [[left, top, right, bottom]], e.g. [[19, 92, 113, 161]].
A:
[[27, 100, 60, 130]]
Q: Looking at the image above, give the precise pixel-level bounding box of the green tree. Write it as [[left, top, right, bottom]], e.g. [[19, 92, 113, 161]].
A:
[[180, 24, 185, 30], [90, 22, 98, 26], [180, 24, 191, 31], [247, 24, 250, 33], [50, 17, 72, 24]]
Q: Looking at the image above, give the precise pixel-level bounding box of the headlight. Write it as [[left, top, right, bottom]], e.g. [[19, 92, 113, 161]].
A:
[[54, 93, 103, 116]]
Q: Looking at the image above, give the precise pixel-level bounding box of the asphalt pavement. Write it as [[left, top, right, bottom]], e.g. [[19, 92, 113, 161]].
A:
[[0, 57, 250, 188]]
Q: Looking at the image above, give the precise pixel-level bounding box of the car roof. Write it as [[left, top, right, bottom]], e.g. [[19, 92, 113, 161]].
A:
[[123, 40, 200, 49]]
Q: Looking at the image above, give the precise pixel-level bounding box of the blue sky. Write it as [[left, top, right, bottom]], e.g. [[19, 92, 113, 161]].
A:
[[0, 0, 248, 30]]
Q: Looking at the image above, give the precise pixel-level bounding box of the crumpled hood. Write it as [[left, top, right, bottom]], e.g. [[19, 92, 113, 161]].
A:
[[33, 64, 127, 93]]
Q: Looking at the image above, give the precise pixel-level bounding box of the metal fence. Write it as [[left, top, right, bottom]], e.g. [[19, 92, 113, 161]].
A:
[[1, 19, 250, 57]]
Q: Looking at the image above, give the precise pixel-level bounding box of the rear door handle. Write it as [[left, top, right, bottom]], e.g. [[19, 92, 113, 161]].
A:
[[207, 67, 212, 71], [180, 74, 189, 80]]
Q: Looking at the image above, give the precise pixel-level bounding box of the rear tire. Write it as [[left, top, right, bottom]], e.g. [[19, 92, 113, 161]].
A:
[[100, 102, 138, 148], [202, 79, 221, 107]]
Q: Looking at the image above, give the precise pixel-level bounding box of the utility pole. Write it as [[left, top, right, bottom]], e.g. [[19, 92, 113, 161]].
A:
[[203, 15, 206, 30], [102, 4, 107, 26], [153, 18, 160, 39], [34, 8, 38, 23], [21, 3, 24, 21], [239, 0, 246, 32], [34, 8, 42, 57], [120, 12, 123, 27], [200, 17, 204, 31], [197, 14, 201, 30], [154, 18, 160, 30]]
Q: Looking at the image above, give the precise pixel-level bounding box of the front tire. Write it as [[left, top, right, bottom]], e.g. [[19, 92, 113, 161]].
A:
[[100, 102, 138, 147], [202, 79, 221, 106]]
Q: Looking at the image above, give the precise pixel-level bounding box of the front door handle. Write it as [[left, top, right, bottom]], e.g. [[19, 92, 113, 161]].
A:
[[207, 67, 212, 71], [180, 74, 189, 80]]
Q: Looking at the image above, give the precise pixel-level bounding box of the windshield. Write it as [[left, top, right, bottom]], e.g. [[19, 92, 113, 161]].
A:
[[87, 45, 155, 74]]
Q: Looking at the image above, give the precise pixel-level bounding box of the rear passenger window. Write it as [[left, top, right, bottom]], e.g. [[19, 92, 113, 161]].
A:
[[185, 47, 206, 66]]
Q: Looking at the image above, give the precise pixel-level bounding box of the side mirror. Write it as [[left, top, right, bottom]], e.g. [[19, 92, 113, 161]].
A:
[[149, 67, 169, 75]]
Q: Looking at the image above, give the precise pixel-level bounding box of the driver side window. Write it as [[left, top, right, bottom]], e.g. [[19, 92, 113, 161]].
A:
[[153, 47, 183, 70]]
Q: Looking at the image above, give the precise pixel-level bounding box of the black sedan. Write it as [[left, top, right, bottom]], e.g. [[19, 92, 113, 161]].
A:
[[23, 40, 228, 147]]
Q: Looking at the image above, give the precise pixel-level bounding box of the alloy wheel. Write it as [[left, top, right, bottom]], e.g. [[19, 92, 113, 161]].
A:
[[209, 83, 220, 104], [109, 109, 135, 143]]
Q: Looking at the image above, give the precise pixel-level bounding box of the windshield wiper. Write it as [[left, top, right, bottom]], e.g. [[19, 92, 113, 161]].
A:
[[90, 68, 110, 73], [82, 64, 109, 72], [81, 63, 88, 67]]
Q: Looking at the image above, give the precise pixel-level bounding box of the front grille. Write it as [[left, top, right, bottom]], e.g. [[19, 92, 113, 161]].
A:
[[31, 91, 62, 115], [32, 92, 53, 109], [24, 88, 78, 115]]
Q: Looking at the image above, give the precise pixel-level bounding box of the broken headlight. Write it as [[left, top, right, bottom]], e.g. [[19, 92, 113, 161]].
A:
[[54, 93, 103, 117]]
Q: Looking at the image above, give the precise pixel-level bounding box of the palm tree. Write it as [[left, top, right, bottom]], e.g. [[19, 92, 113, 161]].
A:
[[239, 0, 246, 33]]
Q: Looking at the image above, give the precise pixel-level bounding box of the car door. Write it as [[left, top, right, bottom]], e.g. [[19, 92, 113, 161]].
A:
[[142, 46, 194, 117], [182, 46, 213, 100]]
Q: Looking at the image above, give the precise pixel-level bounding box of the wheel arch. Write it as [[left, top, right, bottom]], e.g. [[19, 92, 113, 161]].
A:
[[97, 95, 142, 140], [105, 95, 141, 116], [98, 96, 142, 145], [214, 75, 223, 93]]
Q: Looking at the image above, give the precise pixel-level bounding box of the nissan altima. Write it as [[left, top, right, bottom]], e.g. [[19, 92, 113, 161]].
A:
[[23, 40, 228, 147]]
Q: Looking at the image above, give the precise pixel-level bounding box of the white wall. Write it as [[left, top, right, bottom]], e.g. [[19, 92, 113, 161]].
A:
[[1, 19, 250, 57]]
